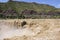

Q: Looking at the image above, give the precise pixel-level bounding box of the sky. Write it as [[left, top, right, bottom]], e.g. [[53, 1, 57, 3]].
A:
[[0, 0, 60, 8]]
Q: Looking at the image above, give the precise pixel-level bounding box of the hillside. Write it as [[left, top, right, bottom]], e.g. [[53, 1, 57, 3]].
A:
[[0, 1, 60, 19]]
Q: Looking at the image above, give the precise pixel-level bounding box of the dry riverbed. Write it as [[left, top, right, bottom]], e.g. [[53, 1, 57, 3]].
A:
[[0, 19, 60, 40]]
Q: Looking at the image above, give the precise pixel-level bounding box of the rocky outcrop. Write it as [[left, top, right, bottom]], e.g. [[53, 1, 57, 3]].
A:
[[0, 9, 3, 13], [21, 9, 37, 15], [2, 8, 17, 16], [47, 11, 60, 15]]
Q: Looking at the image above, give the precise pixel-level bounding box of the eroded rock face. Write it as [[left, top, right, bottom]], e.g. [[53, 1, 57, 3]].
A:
[[21, 9, 37, 15], [2, 8, 17, 16], [0, 9, 3, 13], [0, 19, 60, 40]]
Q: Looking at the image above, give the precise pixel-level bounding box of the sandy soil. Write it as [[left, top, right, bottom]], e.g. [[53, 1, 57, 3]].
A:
[[0, 19, 60, 40]]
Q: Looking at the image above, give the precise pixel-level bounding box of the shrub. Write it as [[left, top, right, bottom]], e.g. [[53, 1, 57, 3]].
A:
[[21, 21, 27, 27]]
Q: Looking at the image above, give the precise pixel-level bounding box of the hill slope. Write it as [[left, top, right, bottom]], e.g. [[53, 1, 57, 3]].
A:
[[0, 1, 56, 12], [0, 1, 60, 19]]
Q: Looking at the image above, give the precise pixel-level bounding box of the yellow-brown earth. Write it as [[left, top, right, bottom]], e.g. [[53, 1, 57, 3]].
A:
[[0, 19, 60, 40]]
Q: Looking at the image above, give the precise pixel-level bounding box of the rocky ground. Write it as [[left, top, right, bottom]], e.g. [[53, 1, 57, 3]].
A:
[[0, 19, 60, 40]]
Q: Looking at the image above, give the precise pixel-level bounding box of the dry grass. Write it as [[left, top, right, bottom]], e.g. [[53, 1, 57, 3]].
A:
[[0, 19, 60, 40]]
